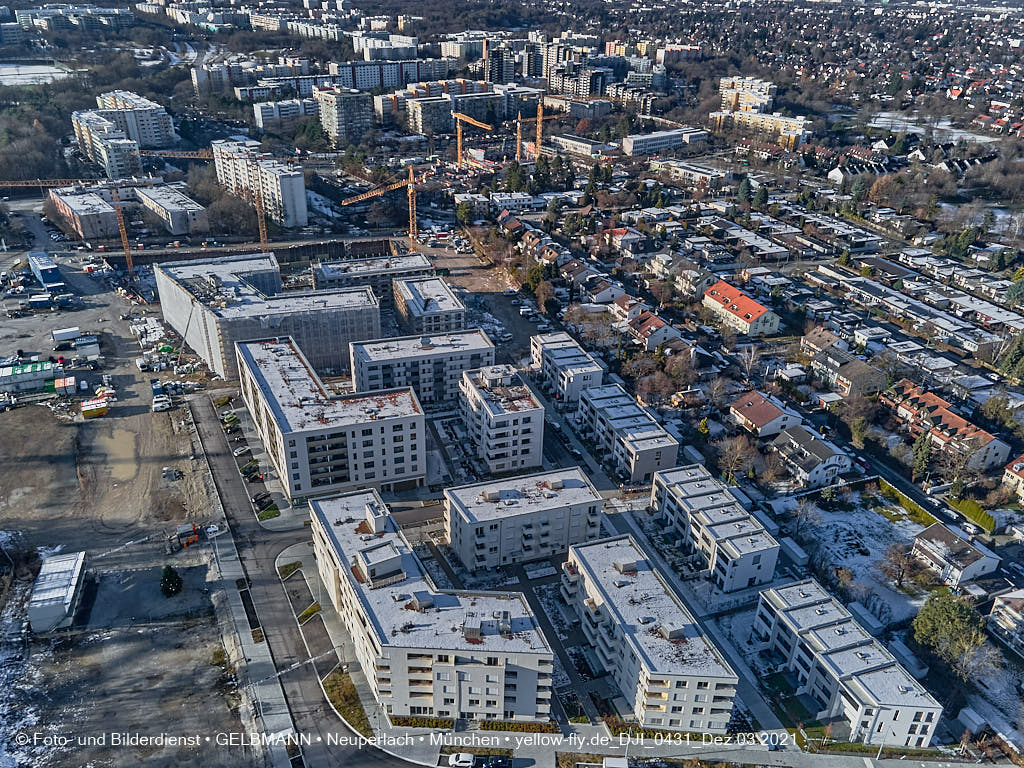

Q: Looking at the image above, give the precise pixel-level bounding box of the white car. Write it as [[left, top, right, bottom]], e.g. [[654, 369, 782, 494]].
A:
[[152, 397, 172, 412], [448, 754, 474, 768], [232, 446, 251, 457]]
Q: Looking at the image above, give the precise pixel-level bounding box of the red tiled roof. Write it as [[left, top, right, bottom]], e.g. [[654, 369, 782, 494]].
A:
[[703, 280, 771, 324], [729, 390, 783, 429]]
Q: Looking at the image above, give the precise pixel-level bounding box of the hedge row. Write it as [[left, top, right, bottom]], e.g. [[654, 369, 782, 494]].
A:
[[878, 480, 934, 525], [947, 497, 996, 533], [479, 720, 560, 733], [390, 716, 455, 729]]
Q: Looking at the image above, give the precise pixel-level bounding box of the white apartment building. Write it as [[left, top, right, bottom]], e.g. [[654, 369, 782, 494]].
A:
[[752, 580, 942, 747], [530, 332, 604, 404], [621, 127, 707, 156], [236, 337, 425, 500], [351, 330, 495, 406], [575, 384, 678, 484], [94, 90, 175, 147], [135, 185, 208, 235], [253, 97, 319, 131], [393, 276, 466, 334], [650, 464, 779, 592], [702, 280, 780, 337], [211, 139, 308, 227], [460, 365, 544, 474], [561, 536, 738, 732], [313, 254, 432, 308], [311, 489, 554, 722], [407, 96, 455, 135], [988, 589, 1024, 659], [71, 110, 142, 179], [445, 469, 603, 570]]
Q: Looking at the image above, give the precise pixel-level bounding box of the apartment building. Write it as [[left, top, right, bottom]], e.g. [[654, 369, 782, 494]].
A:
[[650, 464, 779, 592], [561, 536, 738, 732], [702, 280, 781, 337], [313, 87, 374, 146], [771, 426, 853, 489], [717, 76, 777, 112], [312, 254, 432, 309], [134, 185, 208, 235], [326, 58, 455, 90], [311, 489, 554, 722], [253, 97, 319, 132], [47, 188, 118, 239], [530, 332, 604, 404], [94, 90, 175, 146], [752, 580, 942, 747], [350, 330, 495, 406], [575, 384, 678, 484], [446, 469, 603, 570], [460, 365, 544, 474], [880, 379, 1011, 471], [211, 139, 308, 227], [237, 338, 425, 500], [710, 110, 811, 150], [407, 96, 455, 135], [393, 276, 465, 334], [71, 110, 142, 179], [988, 589, 1024, 658], [647, 159, 726, 193], [155, 253, 380, 378], [621, 127, 707, 156]]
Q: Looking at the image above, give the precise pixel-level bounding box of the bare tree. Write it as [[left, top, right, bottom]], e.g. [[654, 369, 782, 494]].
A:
[[715, 434, 756, 484], [707, 377, 730, 409], [877, 543, 918, 587], [738, 345, 762, 382], [789, 497, 821, 537], [949, 630, 1001, 682]]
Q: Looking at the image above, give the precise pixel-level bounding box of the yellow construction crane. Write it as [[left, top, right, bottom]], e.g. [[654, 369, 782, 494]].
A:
[[515, 104, 559, 163], [109, 188, 134, 279], [341, 166, 422, 244], [453, 112, 493, 170]]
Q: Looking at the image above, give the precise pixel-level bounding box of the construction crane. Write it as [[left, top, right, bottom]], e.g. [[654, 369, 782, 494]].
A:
[[109, 188, 134, 279], [453, 113, 493, 170], [515, 104, 559, 163], [341, 166, 422, 243]]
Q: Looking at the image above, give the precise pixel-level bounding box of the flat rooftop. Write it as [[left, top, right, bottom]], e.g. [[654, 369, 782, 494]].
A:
[[29, 551, 85, 612], [571, 536, 736, 679], [446, 468, 601, 523], [316, 253, 431, 280], [312, 490, 551, 654], [464, 365, 542, 416], [136, 185, 205, 212], [237, 338, 421, 434], [351, 329, 494, 364], [52, 189, 115, 216], [157, 253, 378, 319], [394, 276, 464, 316]]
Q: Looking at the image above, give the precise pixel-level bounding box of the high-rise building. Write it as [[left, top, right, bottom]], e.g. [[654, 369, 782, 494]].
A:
[[406, 96, 454, 135], [211, 139, 308, 227], [313, 86, 373, 146], [484, 45, 516, 84]]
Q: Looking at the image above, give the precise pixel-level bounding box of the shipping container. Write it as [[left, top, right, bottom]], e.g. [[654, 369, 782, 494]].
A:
[[51, 327, 80, 343]]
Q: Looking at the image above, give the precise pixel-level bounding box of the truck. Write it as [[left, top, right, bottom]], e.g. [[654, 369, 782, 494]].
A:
[[150, 378, 164, 397], [51, 327, 80, 344]]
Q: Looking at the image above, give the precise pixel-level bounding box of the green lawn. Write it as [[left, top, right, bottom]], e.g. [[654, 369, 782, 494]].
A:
[[322, 669, 373, 737]]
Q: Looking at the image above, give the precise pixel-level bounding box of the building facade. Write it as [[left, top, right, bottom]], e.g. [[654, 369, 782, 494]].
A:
[[445, 469, 603, 570], [312, 254, 432, 308], [311, 490, 554, 722], [135, 185, 208, 235], [702, 280, 781, 336], [650, 464, 779, 592], [211, 139, 308, 227], [460, 365, 544, 474], [237, 338, 425, 500], [350, 330, 495, 406], [393, 276, 466, 334], [575, 384, 678, 483], [530, 332, 604, 404], [313, 87, 374, 146], [561, 536, 738, 732]]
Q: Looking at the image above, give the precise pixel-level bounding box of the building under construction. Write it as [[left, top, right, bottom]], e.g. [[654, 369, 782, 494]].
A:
[[154, 252, 380, 378]]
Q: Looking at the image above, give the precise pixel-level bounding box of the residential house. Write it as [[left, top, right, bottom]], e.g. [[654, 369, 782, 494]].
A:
[[729, 391, 801, 437], [911, 523, 1001, 588], [626, 311, 681, 351], [702, 280, 781, 337], [811, 347, 886, 398], [988, 589, 1024, 658], [609, 295, 652, 322], [771, 425, 852, 488], [1002, 453, 1024, 502], [801, 326, 848, 358], [880, 379, 1011, 471]]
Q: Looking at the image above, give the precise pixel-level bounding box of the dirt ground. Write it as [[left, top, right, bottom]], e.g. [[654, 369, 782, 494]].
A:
[[0, 261, 245, 768]]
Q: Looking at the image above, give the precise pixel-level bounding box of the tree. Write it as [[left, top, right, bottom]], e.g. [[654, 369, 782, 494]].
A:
[[455, 201, 473, 226], [877, 543, 917, 587], [707, 377, 730, 408], [911, 432, 932, 481], [715, 434, 756, 484], [525, 264, 545, 291], [859, 264, 875, 278], [738, 345, 762, 382], [789, 497, 821, 537], [913, 591, 997, 681], [850, 417, 868, 449], [649, 280, 674, 306], [666, 353, 695, 388], [737, 176, 752, 205], [752, 185, 768, 209], [637, 372, 674, 404], [535, 280, 556, 315], [161, 565, 183, 598]]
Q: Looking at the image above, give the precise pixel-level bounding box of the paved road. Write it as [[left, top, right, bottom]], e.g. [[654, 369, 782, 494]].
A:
[[192, 395, 405, 768]]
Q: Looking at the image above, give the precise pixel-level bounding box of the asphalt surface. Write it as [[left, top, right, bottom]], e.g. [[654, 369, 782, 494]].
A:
[[192, 394, 404, 768]]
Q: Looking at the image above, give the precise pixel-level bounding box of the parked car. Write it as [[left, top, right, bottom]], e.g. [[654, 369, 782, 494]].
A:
[[232, 446, 251, 457], [256, 496, 275, 510], [251, 492, 270, 504], [448, 754, 474, 768], [220, 409, 235, 419]]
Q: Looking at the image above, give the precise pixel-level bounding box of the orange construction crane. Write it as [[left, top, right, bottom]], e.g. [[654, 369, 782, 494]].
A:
[[515, 104, 559, 163], [110, 188, 134, 279], [341, 166, 423, 244], [453, 112, 493, 170]]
